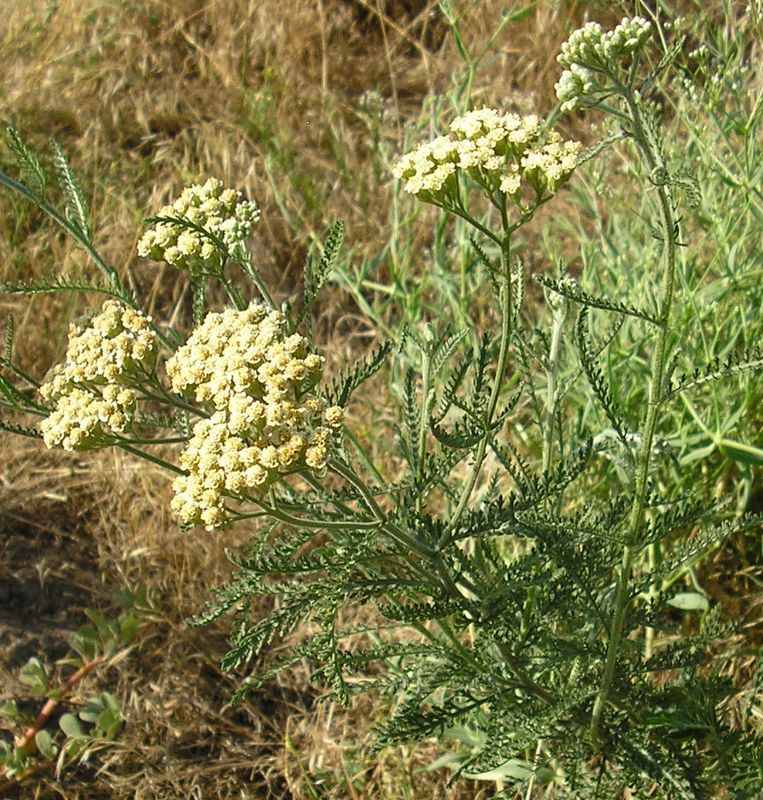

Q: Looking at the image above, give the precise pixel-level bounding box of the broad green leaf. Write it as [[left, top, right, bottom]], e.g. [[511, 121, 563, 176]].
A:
[[0, 700, 19, 720], [35, 729, 57, 760], [59, 713, 85, 739], [97, 709, 123, 739]]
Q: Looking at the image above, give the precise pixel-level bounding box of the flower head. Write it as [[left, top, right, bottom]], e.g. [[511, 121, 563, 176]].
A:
[[167, 302, 342, 529], [138, 178, 260, 271], [555, 17, 652, 112], [38, 300, 156, 451], [393, 108, 580, 207], [40, 386, 135, 450], [40, 300, 156, 401]]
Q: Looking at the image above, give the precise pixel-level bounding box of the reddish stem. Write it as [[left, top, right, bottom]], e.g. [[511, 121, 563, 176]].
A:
[[14, 656, 105, 757], [0, 759, 55, 794]]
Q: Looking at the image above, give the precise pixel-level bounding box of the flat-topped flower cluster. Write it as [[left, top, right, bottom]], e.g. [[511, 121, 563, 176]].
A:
[[393, 108, 581, 206], [137, 178, 260, 271], [167, 304, 343, 529], [39, 300, 156, 450], [556, 17, 652, 112]]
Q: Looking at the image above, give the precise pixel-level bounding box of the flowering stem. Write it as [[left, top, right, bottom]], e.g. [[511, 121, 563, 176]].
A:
[[329, 459, 437, 559], [252, 499, 383, 532], [438, 207, 513, 549], [221, 273, 248, 311], [445, 202, 503, 247], [122, 436, 188, 445], [590, 89, 679, 749], [241, 257, 276, 310], [137, 385, 210, 418], [116, 442, 186, 475]]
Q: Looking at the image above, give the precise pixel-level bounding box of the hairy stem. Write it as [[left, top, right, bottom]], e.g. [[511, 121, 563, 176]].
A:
[[542, 294, 568, 476], [590, 90, 679, 749], [438, 207, 514, 548]]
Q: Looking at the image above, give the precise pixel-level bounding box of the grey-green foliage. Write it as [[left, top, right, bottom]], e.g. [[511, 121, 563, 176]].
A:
[[0, 5, 761, 800]]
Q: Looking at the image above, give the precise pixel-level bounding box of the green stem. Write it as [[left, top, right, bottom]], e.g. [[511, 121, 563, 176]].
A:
[[221, 274, 247, 311], [590, 90, 679, 749], [250, 498, 382, 532], [122, 436, 188, 445], [542, 294, 568, 476], [443, 202, 503, 247], [438, 208, 513, 549], [344, 427, 387, 486], [415, 346, 433, 513], [496, 641, 554, 703], [116, 442, 186, 474], [137, 384, 209, 418], [241, 255, 276, 310], [329, 459, 437, 559]]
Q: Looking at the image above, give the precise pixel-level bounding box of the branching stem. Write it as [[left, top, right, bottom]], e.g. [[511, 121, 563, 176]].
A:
[[590, 89, 679, 749]]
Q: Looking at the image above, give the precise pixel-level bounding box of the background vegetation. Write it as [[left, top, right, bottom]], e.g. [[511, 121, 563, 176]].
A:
[[0, 1, 760, 797]]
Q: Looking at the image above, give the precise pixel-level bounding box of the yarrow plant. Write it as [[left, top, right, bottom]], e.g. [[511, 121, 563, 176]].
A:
[[1, 10, 762, 799]]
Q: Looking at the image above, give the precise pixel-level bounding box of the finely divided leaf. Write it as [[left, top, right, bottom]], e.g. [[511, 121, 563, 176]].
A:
[[50, 140, 91, 239], [330, 340, 391, 405], [4, 127, 47, 196], [303, 220, 344, 313], [536, 273, 658, 324]]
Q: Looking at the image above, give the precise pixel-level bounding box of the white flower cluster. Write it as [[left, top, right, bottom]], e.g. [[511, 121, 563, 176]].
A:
[[137, 178, 260, 271], [393, 108, 580, 203], [556, 17, 652, 112], [166, 303, 343, 529], [39, 300, 156, 450]]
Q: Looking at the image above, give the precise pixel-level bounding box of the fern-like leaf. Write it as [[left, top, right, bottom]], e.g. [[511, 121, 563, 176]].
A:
[[0, 417, 43, 439], [4, 127, 47, 196], [0, 274, 129, 301], [3, 317, 14, 363], [536, 273, 659, 324], [664, 346, 763, 402], [431, 329, 468, 376], [303, 219, 344, 314], [575, 307, 630, 447], [329, 340, 391, 405], [50, 140, 91, 239]]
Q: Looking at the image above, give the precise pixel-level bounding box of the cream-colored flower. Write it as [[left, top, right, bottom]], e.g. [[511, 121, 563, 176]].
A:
[[38, 300, 155, 451], [167, 302, 342, 529], [40, 386, 136, 451], [137, 178, 260, 271], [394, 108, 580, 206], [40, 300, 155, 401], [556, 17, 651, 112]]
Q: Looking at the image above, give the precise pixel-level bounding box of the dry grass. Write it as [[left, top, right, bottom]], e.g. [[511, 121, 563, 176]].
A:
[[2, 1, 758, 798]]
